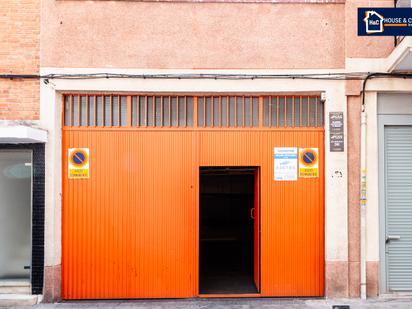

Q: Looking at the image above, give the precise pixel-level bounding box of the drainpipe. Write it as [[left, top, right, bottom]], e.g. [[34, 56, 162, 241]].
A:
[[360, 99, 367, 299]]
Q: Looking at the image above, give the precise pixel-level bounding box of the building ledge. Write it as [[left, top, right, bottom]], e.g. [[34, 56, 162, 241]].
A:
[[387, 37, 412, 72], [0, 279, 31, 294], [0, 126, 47, 144], [0, 294, 42, 307]]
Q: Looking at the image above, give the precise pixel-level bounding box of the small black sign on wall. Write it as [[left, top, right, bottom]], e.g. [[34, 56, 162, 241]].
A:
[[329, 112, 344, 152], [332, 305, 350, 309]]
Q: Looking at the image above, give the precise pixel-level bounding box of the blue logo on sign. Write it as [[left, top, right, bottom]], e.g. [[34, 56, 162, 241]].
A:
[[358, 8, 412, 36]]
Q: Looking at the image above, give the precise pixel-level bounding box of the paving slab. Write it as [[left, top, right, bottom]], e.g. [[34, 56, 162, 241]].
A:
[[8, 298, 412, 309]]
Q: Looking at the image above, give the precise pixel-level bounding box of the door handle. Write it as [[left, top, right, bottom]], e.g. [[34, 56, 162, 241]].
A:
[[386, 235, 401, 243], [250, 208, 255, 220]]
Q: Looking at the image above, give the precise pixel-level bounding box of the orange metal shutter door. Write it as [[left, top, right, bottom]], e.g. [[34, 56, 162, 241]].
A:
[[62, 131, 197, 299]]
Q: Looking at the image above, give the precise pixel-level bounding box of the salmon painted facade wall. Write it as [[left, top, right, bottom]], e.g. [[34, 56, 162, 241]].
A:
[[42, 2, 345, 69], [345, 0, 394, 59], [40, 0, 395, 70]]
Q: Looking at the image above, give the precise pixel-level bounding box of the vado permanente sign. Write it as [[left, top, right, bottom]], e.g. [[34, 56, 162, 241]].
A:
[[358, 8, 412, 36]]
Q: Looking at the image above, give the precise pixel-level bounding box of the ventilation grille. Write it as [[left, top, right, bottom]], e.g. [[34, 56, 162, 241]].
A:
[[64, 95, 128, 127], [263, 96, 323, 128], [63, 94, 324, 129], [131, 96, 194, 128]]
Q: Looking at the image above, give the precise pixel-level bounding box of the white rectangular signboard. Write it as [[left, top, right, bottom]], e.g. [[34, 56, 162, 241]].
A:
[[274, 147, 298, 181]]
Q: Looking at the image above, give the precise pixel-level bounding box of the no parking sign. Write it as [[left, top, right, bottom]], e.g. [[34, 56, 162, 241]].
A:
[[68, 148, 90, 179], [299, 148, 319, 178]]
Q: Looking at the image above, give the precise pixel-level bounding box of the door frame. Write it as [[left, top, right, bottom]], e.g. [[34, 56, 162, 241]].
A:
[[0, 149, 33, 281], [197, 166, 261, 297], [253, 167, 261, 292], [378, 115, 412, 294], [0, 144, 45, 295]]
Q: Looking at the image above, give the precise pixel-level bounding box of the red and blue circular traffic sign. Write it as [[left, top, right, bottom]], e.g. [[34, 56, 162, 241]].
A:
[[300, 149, 318, 167], [69, 149, 89, 168]]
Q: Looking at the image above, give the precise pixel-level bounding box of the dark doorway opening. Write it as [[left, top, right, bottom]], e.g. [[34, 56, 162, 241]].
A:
[[199, 167, 259, 294]]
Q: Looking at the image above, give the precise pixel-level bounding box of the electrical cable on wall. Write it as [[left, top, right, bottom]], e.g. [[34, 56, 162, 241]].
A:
[[361, 72, 412, 112], [0, 72, 411, 82], [2, 72, 412, 97], [0, 72, 362, 80]]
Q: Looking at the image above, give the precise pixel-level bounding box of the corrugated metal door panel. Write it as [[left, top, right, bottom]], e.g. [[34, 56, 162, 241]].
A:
[[62, 131, 197, 299], [260, 130, 324, 297], [385, 126, 412, 291], [63, 129, 324, 299], [198, 130, 324, 297], [198, 131, 261, 166]]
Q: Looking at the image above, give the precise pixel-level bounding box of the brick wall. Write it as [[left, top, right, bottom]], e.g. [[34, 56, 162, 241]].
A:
[[0, 0, 40, 120]]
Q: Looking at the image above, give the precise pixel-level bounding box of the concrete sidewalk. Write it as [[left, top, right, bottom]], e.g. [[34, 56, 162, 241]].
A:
[[10, 298, 412, 309]]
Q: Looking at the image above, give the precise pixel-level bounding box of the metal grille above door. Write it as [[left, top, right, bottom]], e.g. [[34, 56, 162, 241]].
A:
[[197, 96, 259, 128], [263, 96, 323, 128], [63, 95, 324, 129], [64, 95, 128, 127], [131, 96, 194, 128]]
